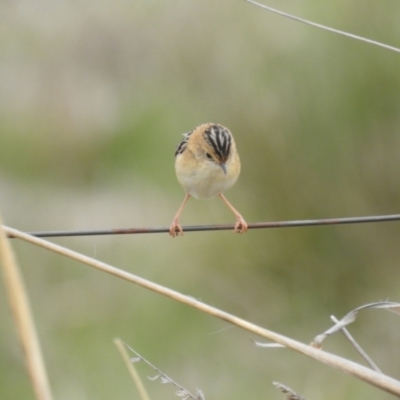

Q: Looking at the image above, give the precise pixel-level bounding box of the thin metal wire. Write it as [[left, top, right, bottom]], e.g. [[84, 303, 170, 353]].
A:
[[5, 213, 400, 238], [246, 0, 400, 54]]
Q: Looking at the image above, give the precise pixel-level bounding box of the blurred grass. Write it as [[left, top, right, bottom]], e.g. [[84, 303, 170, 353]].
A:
[[1, 0, 400, 399]]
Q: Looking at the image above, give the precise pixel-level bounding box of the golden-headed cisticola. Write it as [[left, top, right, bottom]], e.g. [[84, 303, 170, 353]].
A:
[[169, 123, 248, 237]]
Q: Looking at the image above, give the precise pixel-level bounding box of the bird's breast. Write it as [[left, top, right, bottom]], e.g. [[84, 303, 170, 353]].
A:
[[175, 154, 239, 199]]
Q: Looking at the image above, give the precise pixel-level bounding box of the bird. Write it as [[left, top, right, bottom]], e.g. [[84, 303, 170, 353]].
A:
[[169, 123, 248, 237]]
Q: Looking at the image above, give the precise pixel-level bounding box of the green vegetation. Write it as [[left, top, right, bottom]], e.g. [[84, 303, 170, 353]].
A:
[[1, 1, 400, 398]]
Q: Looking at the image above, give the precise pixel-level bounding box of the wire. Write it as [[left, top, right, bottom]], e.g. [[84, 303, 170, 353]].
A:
[[6, 213, 400, 238], [246, 0, 400, 54]]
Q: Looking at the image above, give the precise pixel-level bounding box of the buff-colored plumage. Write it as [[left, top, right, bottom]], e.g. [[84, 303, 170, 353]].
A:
[[169, 123, 247, 237]]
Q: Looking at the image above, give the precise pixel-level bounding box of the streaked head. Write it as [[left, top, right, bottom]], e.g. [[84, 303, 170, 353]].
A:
[[201, 124, 233, 174]]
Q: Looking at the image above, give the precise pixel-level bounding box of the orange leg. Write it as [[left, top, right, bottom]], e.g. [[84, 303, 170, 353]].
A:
[[218, 194, 248, 234], [169, 193, 191, 237]]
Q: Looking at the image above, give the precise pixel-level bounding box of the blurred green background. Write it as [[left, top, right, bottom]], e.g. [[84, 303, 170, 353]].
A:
[[1, 0, 400, 398]]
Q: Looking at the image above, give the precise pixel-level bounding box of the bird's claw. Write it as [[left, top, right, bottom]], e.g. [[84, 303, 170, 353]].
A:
[[234, 217, 248, 234], [169, 221, 184, 238]]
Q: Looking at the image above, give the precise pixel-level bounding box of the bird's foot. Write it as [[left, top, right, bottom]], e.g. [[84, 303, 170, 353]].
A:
[[234, 216, 248, 234], [169, 219, 184, 238]]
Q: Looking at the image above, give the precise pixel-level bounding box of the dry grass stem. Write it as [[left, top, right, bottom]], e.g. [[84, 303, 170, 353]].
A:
[[0, 218, 53, 400], [312, 302, 400, 347], [330, 315, 382, 373], [273, 382, 306, 400], [4, 225, 400, 396], [124, 342, 205, 400], [114, 338, 151, 400]]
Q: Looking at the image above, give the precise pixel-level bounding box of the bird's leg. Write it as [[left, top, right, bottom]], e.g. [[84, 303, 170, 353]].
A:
[[218, 194, 248, 234], [169, 193, 191, 237]]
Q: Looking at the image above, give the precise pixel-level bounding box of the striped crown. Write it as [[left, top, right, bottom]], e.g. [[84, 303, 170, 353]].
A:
[[202, 124, 232, 162]]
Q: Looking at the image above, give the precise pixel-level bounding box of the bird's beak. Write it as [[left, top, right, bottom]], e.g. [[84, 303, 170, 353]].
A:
[[220, 163, 227, 175]]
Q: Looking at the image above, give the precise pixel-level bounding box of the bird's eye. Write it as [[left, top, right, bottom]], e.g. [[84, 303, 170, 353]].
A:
[[205, 153, 213, 160]]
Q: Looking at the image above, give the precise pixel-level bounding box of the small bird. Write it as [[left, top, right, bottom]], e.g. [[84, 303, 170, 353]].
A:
[[169, 123, 248, 237]]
